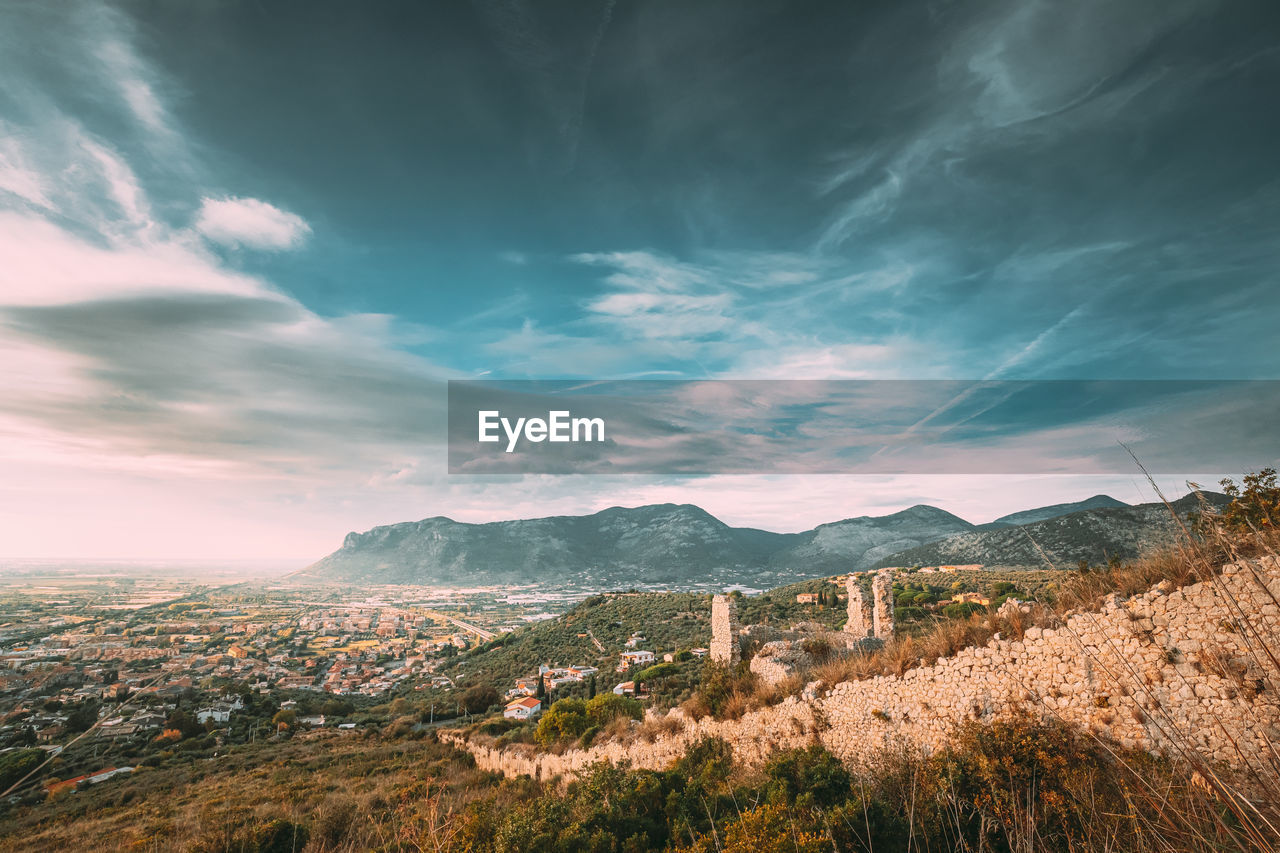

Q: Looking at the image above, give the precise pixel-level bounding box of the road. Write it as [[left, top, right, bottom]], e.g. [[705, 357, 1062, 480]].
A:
[[424, 610, 496, 642]]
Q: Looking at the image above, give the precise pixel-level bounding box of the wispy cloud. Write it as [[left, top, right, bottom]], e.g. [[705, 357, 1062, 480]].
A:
[[195, 196, 312, 251]]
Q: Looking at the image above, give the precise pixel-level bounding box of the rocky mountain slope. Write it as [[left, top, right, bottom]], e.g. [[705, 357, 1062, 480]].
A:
[[295, 492, 1224, 586], [984, 494, 1128, 528], [293, 503, 974, 586], [873, 493, 1227, 569]]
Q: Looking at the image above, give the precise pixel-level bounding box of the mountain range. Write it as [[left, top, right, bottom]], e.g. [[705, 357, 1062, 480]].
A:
[[291, 491, 1227, 588], [872, 492, 1226, 570]]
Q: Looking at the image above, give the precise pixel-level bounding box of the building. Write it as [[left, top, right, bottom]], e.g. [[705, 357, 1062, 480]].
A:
[[196, 706, 232, 724], [612, 682, 649, 697], [227, 644, 249, 659], [951, 592, 991, 606], [796, 593, 819, 604], [618, 650, 655, 671], [508, 677, 538, 697], [503, 697, 541, 720]]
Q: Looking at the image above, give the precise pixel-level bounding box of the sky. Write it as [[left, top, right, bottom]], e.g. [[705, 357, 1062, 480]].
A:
[[1, 0, 1278, 562]]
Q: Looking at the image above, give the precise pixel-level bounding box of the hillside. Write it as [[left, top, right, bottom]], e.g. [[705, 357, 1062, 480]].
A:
[[874, 492, 1227, 569], [984, 494, 1128, 528], [293, 503, 975, 587]]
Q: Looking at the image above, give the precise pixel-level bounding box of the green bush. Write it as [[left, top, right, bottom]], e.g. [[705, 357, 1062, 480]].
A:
[[0, 748, 42, 792], [942, 602, 985, 619], [534, 699, 591, 745], [586, 693, 643, 725], [631, 662, 678, 683]]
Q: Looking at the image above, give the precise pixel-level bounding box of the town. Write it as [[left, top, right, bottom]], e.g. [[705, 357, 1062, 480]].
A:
[[0, 562, 1051, 804]]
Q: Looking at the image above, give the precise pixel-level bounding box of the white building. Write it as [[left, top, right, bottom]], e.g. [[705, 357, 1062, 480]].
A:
[[618, 651, 655, 671], [504, 697, 542, 720], [195, 706, 231, 724]]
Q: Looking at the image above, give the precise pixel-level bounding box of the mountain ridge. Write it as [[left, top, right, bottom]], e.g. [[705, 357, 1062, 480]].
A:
[[294, 492, 1223, 587], [872, 492, 1228, 570]]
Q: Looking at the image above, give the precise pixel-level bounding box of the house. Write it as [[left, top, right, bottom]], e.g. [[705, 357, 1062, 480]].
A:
[[131, 712, 166, 730], [36, 726, 64, 744], [503, 697, 541, 720], [796, 593, 819, 604], [227, 644, 249, 659], [613, 681, 649, 697], [951, 592, 990, 606], [691, 648, 709, 658], [507, 678, 538, 697], [298, 714, 326, 727], [618, 651, 654, 671], [196, 706, 231, 724], [46, 766, 134, 797]]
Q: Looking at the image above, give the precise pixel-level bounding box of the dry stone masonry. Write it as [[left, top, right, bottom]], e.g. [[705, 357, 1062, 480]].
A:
[[872, 570, 894, 640], [450, 558, 1280, 782], [709, 593, 740, 665], [845, 575, 868, 637]]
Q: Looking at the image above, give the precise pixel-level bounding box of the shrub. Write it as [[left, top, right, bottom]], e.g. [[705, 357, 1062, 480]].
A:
[[942, 601, 984, 619], [0, 748, 42, 793], [763, 745, 852, 809], [585, 693, 643, 725], [461, 684, 499, 715], [534, 698, 590, 745], [631, 662, 679, 683], [1218, 467, 1280, 533]]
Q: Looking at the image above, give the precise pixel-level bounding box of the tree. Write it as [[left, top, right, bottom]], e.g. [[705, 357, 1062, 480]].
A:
[[535, 699, 590, 745], [764, 744, 853, 809], [585, 693, 642, 725], [272, 709, 297, 729], [587, 674, 597, 699], [461, 684, 498, 715], [66, 701, 99, 734], [166, 709, 203, 739], [0, 749, 43, 793], [1219, 468, 1280, 532]]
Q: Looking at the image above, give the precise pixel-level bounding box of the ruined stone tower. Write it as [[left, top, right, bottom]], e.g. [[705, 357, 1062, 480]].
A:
[[844, 575, 868, 637], [872, 570, 895, 640], [710, 593, 740, 664]]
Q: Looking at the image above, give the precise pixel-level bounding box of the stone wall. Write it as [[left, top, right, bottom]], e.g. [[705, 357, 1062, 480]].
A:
[[448, 558, 1280, 780], [871, 570, 894, 640], [844, 576, 867, 638], [709, 594, 740, 665]]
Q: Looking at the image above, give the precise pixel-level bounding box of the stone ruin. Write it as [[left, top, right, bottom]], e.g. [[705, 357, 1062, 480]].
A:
[[872, 570, 895, 640], [715, 574, 898, 686], [844, 570, 894, 640], [844, 574, 868, 638], [709, 593, 740, 664]]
